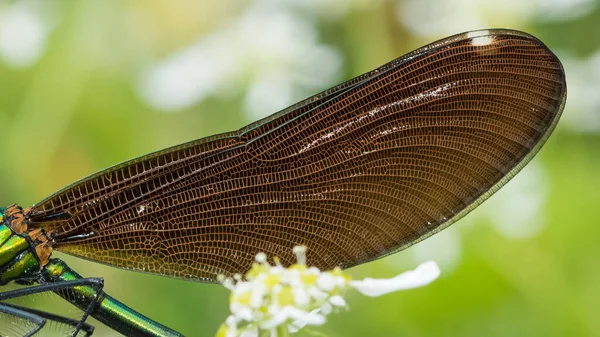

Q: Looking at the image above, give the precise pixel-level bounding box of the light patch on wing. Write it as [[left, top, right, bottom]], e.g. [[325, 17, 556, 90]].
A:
[[467, 30, 495, 47]]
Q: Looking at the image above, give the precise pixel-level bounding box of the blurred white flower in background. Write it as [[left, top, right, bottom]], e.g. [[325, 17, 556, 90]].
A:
[[536, 0, 597, 21], [408, 228, 462, 273], [0, 0, 55, 68], [138, 0, 342, 120], [217, 246, 440, 337], [478, 162, 549, 240], [559, 52, 600, 133], [396, 0, 595, 37]]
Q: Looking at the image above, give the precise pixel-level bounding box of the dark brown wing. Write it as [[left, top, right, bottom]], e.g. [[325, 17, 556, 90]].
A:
[[26, 29, 566, 282]]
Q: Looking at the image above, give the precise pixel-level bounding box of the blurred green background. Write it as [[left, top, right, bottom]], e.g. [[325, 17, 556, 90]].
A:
[[0, 0, 598, 336]]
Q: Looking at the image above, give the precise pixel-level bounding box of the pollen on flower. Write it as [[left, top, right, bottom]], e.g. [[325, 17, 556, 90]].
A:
[[276, 286, 295, 306], [265, 273, 281, 288], [246, 262, 269, 280], [300, 271, 317, 285], [231, 289, 252, 306]]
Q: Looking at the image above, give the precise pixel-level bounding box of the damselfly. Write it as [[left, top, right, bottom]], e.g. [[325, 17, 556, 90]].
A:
[[0, 29, 566, 336]]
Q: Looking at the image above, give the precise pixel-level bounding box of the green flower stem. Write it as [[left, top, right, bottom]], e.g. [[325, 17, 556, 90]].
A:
[[276, 325, 289, 337]]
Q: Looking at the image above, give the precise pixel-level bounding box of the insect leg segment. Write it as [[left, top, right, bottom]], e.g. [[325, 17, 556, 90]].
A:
[[43, 259, 184, 337], [0, 280, 99, 337], [0, 301, 46, 337]]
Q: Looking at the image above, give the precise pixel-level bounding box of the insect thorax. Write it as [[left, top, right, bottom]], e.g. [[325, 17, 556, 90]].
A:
[[0, 204, 53, 285]]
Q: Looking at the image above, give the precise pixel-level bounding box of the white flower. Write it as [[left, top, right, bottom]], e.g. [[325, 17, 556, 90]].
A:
[[397, 0, 595, 38], [0, 1, 54, 68], [216, 246, 440, 336], [288, 308, 323, 333], [138, 1, 342, 119], [349, 261, 440, 297]]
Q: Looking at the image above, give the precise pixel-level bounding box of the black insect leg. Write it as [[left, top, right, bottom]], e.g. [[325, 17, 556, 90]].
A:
[[0, 278, 104, 337]]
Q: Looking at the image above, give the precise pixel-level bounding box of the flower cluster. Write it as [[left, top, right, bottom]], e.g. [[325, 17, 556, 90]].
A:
[[216, 246, 440, 337]]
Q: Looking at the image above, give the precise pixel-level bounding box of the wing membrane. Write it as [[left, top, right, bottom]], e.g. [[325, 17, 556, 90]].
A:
[[26, 29, 566, 282]]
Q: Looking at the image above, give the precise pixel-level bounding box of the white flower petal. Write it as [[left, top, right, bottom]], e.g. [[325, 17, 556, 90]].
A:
[[292, 284, 310, 307], [225, 315, 239, 337], [230, 305, 254, 321], [329, 295, 346, 307], [320, 302, 332, 315], [333, 276, 347, 287], [255, 252, 267, 262], [261, 307, 293, 329], [288, 307, 326, 326], [307, 286, 328, 301], [226, 328, 238, 337], [250, 282, 266, 308], [240, 328, 259, 337], [225, 315, 238, 326], [261, 306, 325, 330], [350, 261, 440, 297], [233, 282, 254, 296], [288, 308, 324, 333], [316, 273, 336, 291], [307, 267, 320, 274]]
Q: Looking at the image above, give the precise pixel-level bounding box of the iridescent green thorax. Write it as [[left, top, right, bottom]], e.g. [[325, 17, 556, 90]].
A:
[[0, 204, 56, 286], [0, 222, 41, 285]]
